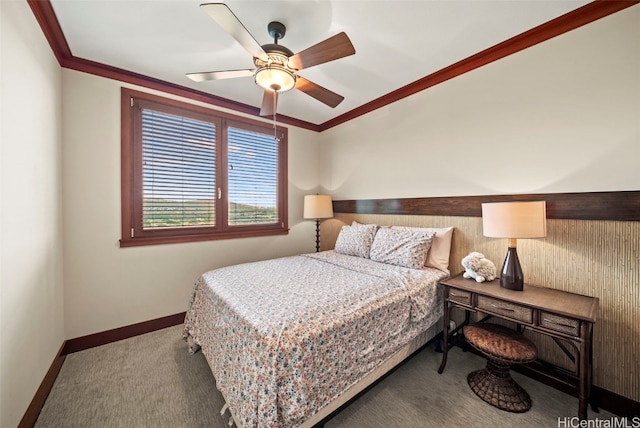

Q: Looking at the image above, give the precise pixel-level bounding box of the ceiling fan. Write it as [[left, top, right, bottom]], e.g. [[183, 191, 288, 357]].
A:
[[187, 3, 356, 116]]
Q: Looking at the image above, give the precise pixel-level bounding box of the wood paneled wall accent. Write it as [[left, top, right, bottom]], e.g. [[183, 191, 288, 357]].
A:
[[332, 191, 640, 221], [321, 213, 640, 404]]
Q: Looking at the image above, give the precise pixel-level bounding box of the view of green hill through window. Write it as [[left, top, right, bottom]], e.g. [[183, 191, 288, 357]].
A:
[[143, 199, 276, 229]]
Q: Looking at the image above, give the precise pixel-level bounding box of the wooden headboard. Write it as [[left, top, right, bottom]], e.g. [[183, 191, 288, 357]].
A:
[[332, 190, 640, 221]]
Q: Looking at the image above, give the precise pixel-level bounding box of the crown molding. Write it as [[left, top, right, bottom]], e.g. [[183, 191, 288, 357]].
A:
[[28, 0, 639, 132]]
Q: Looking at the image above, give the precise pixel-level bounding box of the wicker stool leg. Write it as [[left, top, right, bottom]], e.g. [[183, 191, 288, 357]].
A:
[[467, 358, 532, 413]]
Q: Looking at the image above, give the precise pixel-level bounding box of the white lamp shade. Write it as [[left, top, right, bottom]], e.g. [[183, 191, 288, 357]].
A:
[[303, 194, 334, 219], [482, 201, 547, 238]]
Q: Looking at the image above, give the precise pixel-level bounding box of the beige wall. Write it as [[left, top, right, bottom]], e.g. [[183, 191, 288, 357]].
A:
[[61, 70, 323, 339], [318, 6, 640, 401], [0, 1, 65, 426], [320, 6, 640, 198]]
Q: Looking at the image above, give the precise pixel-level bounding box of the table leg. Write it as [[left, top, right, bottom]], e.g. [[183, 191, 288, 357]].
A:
[[578, 323, 589, 419], [438, 293, 450, 374], [588, 325, 599, 413]]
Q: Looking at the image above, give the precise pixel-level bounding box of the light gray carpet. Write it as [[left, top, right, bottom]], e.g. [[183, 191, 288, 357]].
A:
[[35, 325, 613, 428]]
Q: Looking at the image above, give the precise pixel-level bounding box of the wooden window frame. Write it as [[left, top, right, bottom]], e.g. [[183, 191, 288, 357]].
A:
[[120, 88, 288, 247]]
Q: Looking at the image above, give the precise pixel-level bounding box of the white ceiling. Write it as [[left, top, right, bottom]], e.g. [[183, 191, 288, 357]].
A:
[[49, 0, 591, 125]]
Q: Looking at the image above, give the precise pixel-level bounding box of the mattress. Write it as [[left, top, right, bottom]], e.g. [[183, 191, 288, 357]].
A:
[[183, 250, 446, 428]]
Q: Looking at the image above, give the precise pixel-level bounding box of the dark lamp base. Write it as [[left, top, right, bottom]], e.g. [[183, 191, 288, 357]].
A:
[[500, 247, 524, 291], [314, 219, 320, 252]]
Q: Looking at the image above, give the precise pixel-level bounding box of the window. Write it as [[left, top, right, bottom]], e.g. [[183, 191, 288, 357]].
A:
[[120, 88, 288, 247]]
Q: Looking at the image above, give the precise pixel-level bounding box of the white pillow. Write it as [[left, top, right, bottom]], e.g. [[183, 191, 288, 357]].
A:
[[334, 222, 378, 258], [392, 226, 454, 274], [369, 227, 435, 269]]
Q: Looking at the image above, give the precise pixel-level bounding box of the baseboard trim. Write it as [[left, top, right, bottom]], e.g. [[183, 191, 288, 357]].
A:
[[592, 386, 640, 418], [20, 312, 187, 427], [62, 312, 186, 354], [17, 343, 66, 428], [513, 362, 640, 417], [460, 343, 640, 417]]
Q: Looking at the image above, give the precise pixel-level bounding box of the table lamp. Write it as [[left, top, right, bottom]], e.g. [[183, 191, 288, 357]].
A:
[[481, 201, 547, 291], [303, 194, 333, 252]]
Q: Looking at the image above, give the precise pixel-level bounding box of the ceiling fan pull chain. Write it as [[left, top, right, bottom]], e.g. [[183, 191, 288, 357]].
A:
[[272, 92, 278, 141]]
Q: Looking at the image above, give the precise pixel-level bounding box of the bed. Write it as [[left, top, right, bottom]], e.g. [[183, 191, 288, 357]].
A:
[[183, 223, 454, 428]]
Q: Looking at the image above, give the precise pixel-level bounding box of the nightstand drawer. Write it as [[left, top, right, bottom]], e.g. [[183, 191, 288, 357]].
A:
[[448, 289, 472, 306], [477, 296, 533, 323], [540, 312, 580, 336]]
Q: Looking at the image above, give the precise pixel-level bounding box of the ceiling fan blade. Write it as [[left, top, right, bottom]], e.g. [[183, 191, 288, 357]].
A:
[[186, 69, 255, 82], [260, 90, 278, 116], [201, 3, 269, 62], [287, 32, 355, 71], [295, 77, 344, 108]]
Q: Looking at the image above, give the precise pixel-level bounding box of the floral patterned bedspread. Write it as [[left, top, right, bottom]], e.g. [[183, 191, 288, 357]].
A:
[[183, 251, 446, 428]]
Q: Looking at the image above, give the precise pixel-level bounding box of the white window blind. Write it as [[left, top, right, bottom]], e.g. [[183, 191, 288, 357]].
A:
[[142, 109, 217, 229], [227, 127, 278, 225], [121, 89, 288, 246]]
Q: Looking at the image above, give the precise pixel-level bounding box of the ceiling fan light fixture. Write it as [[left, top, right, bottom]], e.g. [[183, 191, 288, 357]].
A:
[[255, 65, 296, 92]]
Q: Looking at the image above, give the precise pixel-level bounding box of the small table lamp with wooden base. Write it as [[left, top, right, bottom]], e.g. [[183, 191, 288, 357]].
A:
[[303, 194, 333, 252]]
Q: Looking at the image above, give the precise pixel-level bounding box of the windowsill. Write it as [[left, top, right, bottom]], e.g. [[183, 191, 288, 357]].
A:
[[119, 228, 289, 247]]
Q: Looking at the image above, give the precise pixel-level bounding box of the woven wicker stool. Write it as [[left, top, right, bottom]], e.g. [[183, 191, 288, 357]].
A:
[[463, 323, 537, 413]]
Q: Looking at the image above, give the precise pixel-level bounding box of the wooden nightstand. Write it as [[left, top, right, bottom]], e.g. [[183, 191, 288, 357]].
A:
[[438, 274, 599, 419]]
